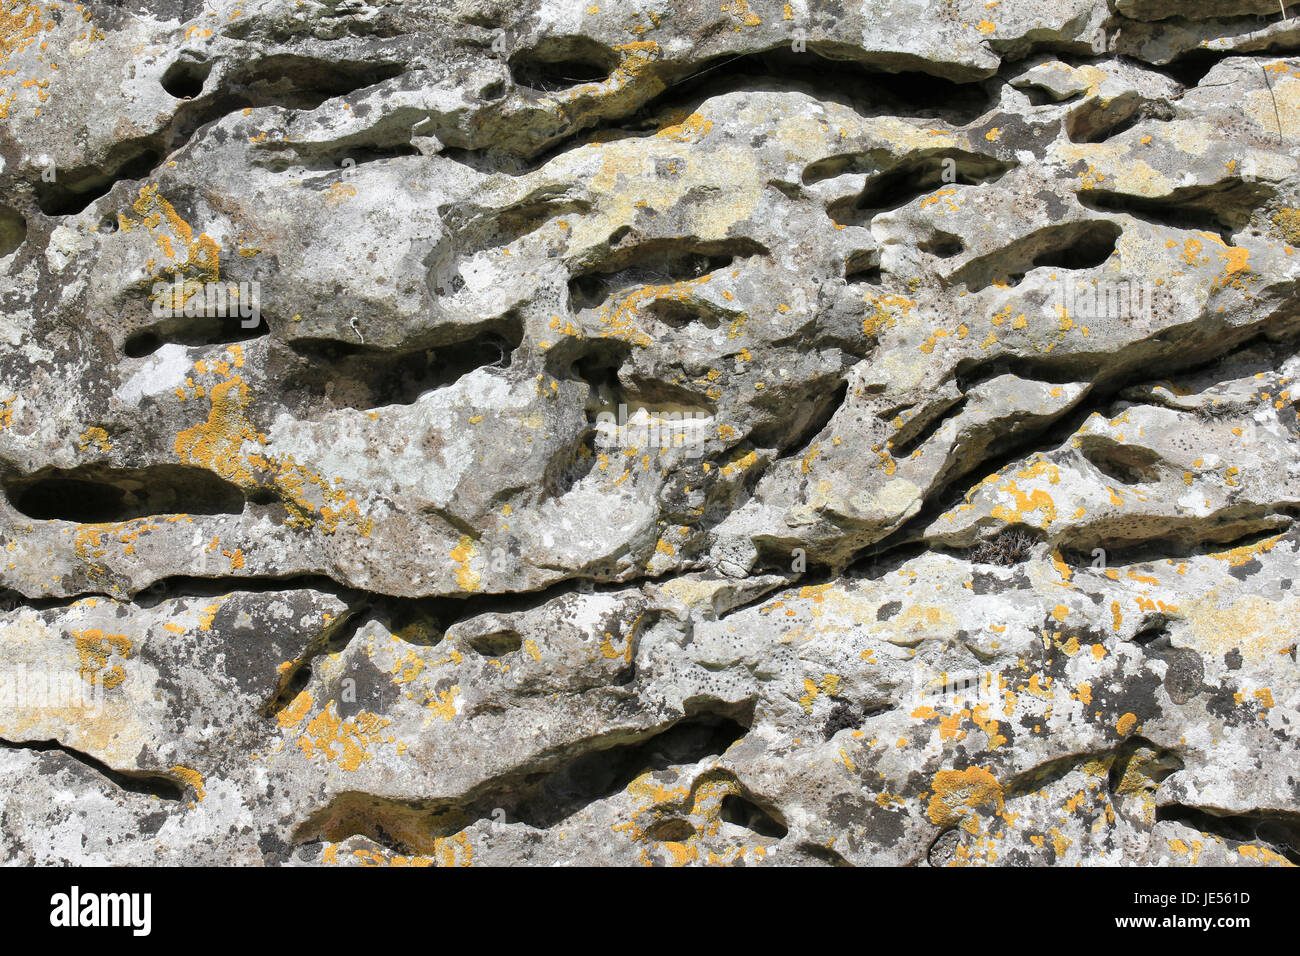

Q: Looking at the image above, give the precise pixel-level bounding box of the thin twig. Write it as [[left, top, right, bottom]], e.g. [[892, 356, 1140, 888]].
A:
[[1260, 63, 1285, 143]]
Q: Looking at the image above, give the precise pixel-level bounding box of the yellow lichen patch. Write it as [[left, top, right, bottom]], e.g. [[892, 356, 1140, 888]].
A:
[[720, 448, 757, 477], [324, 182, 357, 205], [1274, 208, 1300, 245], [971, 704, 1007, 749], [1051, 549, 1073, 585], [599, 624, 635, 661], [0, 3, 57, 118], [862, 293, 913, 337], [170, 764, 206, 801], [77, 427, 111, 452], [174, 376, 260, 485], [131, 184, 220, 293], [1209, 532, 1283, 567], [1238, 844, 1295, 866], [450, 535, 480, 592], [1116, 712, 1138, 737], [427, 685, 460, 722], [265, 456, 373, 537], [920, 189, 956, 210], [277, 690, 314, 729], [798, 673, 840, 713], [197, 599, 224, 630], [927, 767, 1004, 827], [73, 629, 132, 688], [293, 704, 394, 771], [919, 328, 949, 354], [990, 483, 1057, 527], [611, 39, 660, 77], [390, 650, 425, 684], [598, 274, 710, 347], [655, 110, 712, 143]]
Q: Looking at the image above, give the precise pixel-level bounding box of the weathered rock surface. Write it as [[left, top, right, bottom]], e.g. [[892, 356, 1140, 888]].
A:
[[1, 0, 1298, 866]]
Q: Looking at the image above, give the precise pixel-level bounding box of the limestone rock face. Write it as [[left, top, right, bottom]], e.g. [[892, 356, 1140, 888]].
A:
[[2, 0, 1299, 867]]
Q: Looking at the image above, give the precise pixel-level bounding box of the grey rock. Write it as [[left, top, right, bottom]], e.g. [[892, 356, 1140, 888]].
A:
[[1, 0, 1299, 866]]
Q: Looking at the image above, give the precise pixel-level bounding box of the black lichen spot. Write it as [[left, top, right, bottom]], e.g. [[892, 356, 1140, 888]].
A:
[[331, 653, 399, 720], [1158, 648, 1205, 704], [138, 811, 169, 836], [823, 701, 856, 740], [877, 600, 902, 621], [1228, 558, 1262, 581], [258, 831, 292, 866]]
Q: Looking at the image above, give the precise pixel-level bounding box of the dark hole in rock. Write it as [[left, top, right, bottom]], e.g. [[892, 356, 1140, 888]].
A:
[[1079, 438, 1162, 485], [509, 36, 617, 92], [719, 793, 788, 838], [6, 464, 248, 522], [125, 312, 271, 357], [161, 57, 212, 99], [1031, 220, 1121, 271], [35, 144, 164, 217], [642, 818, 696, 842], [920, 231, 964, 258], [464, 629, 524, 657], [283, 322, 522, 412], [1, 739, 184, 801]]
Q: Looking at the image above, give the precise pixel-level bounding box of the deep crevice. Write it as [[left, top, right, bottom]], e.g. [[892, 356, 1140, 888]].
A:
[[1156, 804, 1300, 865], [890, 396, 966, 459], [1066, 94, 1174, 144], [291, 701, 755, 847], [951, 219, 1121, 292], [826, 151, 1017, 227], [1078, 181, 1273, 242], [35, 56, 405, 217], [864, 325, 1300, 570], [125, 310, 270, 358], [1077, 436, 1163, 484], [5, 464, 248, 523], [280, 319, 523, 411], [567, 237, 768, 312], [0, 738, 184, 801], [751, 380, 848, 456], [524, 46, 998, 170]]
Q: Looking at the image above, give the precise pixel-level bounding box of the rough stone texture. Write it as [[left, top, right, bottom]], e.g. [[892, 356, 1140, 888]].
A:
[[1, 0, 1299, 867]]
